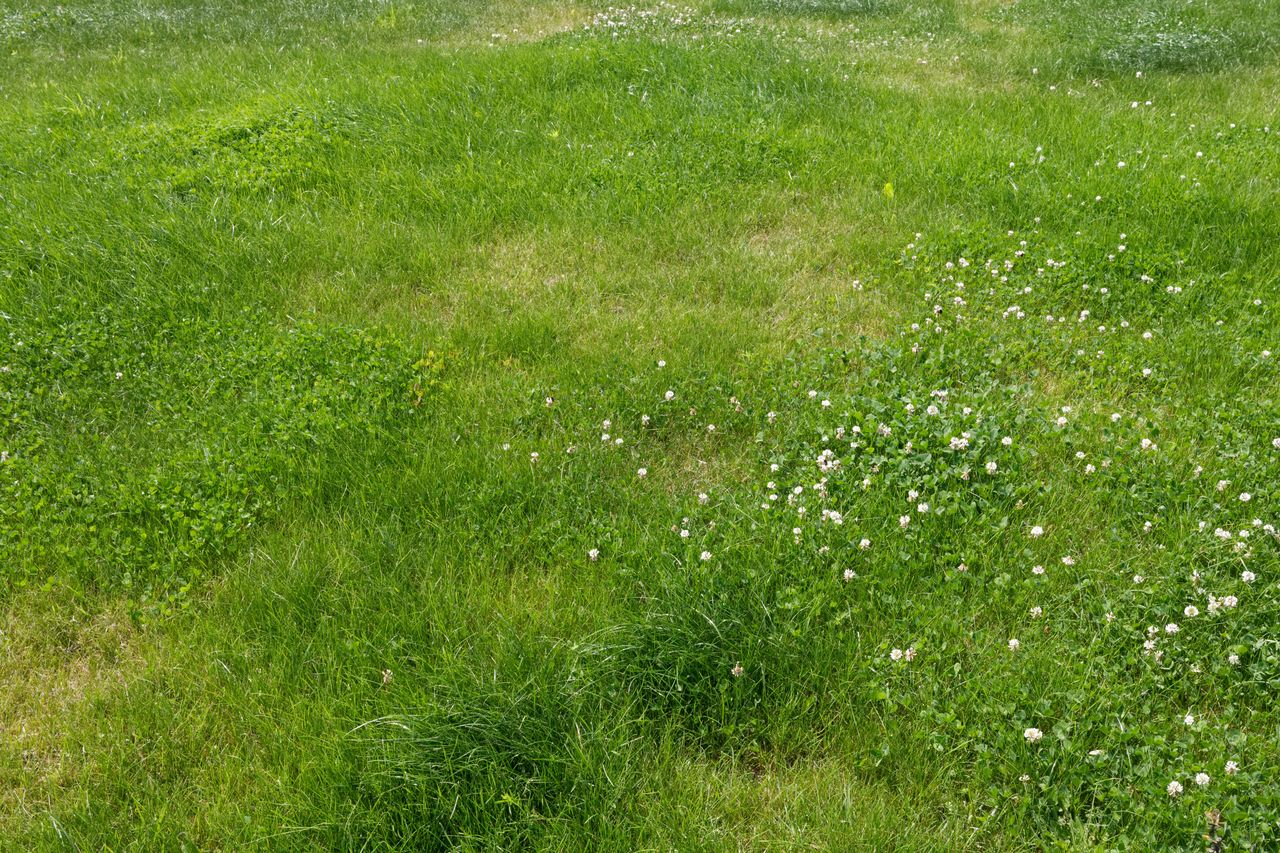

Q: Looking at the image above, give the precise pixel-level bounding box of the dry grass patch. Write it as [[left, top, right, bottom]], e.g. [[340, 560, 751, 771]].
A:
[[0, 597, 144, 828], [664, 753, 1010, 850], [443, 1, 593, 48]]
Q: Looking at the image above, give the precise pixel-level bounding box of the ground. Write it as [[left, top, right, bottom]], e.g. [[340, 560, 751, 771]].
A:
[[1, 0, 1279, 849]]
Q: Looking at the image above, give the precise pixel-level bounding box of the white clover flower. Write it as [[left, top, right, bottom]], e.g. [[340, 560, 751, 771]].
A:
[[1030, 606, 1043, 618], [1166, 623, 1180, 634], [700, 551, 712, 562], [1184, 605, 1199, 617], [664, 390, 675, 401], [899, 515, 911, 528], [1024, 727, 1043, 743], [588, 548, 600, 561], [1225, 760, 1239, 775], [1242, 570, 1256, 583], [904, 647, 917, 661], [843, 568, 856, 582], [1240, 492, 1252, 502], [1008, 638, 1021, 651], [1032, 565, 1045, 576], [890, 648, 904, 661], [530, 452, 540, 463], [1030, 525, 1044, 538], [859, 538, 871, 550], [698, 492, 709, 505], [731, 662, 744, 678], [1184, 713, 1195, 725], [637, 467, 647, 478], [1167, 780, 1183, 797]]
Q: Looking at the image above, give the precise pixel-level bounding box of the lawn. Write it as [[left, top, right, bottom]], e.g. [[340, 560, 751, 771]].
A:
[[1, 0, 1279, 848]]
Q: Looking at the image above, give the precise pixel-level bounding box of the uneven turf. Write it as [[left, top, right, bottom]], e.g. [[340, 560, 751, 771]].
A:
[[2, 0, 1279, 849]]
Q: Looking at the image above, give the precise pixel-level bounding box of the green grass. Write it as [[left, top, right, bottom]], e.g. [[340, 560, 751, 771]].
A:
[[1, 0, 1279, 848]]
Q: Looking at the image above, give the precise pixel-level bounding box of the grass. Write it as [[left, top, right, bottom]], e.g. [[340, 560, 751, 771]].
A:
[[1, 0, 1279, 848]]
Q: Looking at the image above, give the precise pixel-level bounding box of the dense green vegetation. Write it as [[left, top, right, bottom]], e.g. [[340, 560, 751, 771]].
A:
[[1, 0, 1278, 848]]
